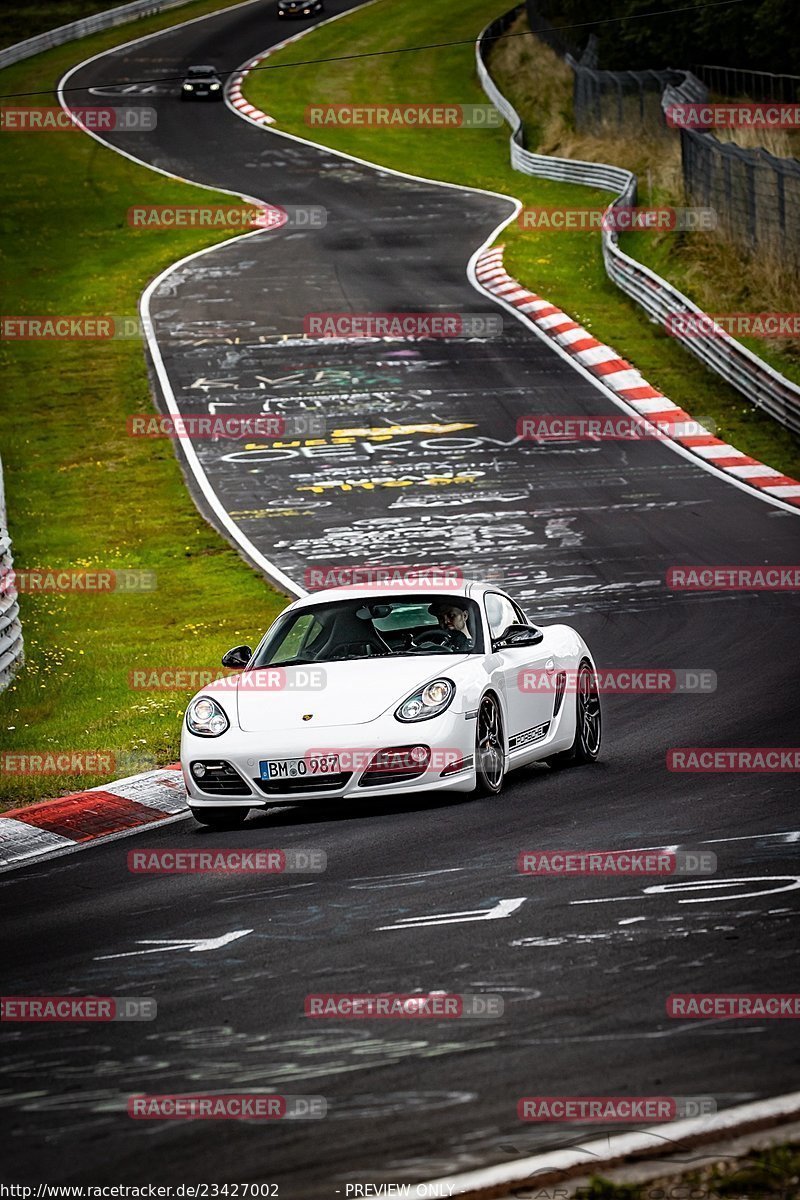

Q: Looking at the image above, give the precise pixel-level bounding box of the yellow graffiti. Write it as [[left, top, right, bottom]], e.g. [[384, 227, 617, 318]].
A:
[[242, 422, 475, 452], [297, 472, 485, 494]]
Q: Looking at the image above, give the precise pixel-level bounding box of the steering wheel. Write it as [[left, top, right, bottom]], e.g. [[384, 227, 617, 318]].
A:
[[409, 628, 453, 649]]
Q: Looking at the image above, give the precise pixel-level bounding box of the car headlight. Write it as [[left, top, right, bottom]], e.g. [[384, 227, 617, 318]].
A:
[[210, 82, 220, 90], [186, 696, 229, 737], [183, 83, 194, 90], [395, 678, 455, 722]]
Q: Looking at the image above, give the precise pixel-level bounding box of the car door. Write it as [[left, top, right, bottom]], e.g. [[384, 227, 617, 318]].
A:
[[484, 592, 556, 761]]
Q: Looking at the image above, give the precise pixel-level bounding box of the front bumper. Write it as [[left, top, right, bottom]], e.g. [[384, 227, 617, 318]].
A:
[[182, 89, 222, 100], [278, 3, 323, 15], [181, 708, 477, 807]]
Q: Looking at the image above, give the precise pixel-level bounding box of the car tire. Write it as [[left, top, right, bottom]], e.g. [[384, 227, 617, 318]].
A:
[[190, 806, 249, 828], [546, 660, 601, 769], [474, 693, 505, 796]]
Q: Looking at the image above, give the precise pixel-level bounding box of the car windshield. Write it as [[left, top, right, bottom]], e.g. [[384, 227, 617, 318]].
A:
[[187, 66, 216, 77], [251, 595, 484, 666]]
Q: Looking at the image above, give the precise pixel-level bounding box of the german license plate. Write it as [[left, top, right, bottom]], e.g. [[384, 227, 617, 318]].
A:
[[260, 755, 339, 781]]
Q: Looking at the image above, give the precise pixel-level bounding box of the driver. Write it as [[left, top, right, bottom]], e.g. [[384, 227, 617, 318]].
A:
[[429, 600, 473, 651]]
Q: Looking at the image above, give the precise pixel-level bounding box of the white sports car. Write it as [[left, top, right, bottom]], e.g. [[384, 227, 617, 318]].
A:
[[181, 582, 601, 827]]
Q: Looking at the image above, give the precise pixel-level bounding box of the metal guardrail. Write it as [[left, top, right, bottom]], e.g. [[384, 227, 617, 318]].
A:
[[0, 0, 193, 70], [0, 456, 24, 693], [475, 7, 800, 437]]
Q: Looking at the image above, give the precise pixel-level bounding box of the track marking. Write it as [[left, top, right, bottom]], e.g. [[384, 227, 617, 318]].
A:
[[95, 928, 252, 959], [377, 897, 526, 930]]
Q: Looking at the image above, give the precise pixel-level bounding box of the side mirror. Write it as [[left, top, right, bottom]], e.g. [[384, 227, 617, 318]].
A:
[[221, 644, 252, 669], [492, 624, 544, 651]]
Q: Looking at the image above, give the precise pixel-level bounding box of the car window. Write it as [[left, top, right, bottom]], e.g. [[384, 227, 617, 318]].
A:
[[251, 596, 484, 665], [485, 592, 520, 638], [268, 613, 321, 664], [371, 603, 437, 632]]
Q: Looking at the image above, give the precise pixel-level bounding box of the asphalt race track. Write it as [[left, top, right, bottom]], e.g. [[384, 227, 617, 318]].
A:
[[2, 0, 799, 1192]]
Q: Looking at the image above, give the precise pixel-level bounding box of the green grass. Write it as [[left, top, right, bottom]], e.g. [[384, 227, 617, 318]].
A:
[[243, 0, 800, 479], [0, 0, 288, 810], [576, 1141, 800, 1198]]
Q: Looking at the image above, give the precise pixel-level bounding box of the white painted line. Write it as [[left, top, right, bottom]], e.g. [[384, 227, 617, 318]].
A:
[[103, 770, 187, 813], [555, 327, 589, 345], [538, 313, 573, 331], [95, 929, 253, 960], [0, 809, 189, 875], [693, 443, 745, 459], [377, 897, 526, 930], [0, 818, 74, 867], [602, 368, 648, 391], [420, 1090, 800, 1196], [576, 345, 624, 366], [765, 483, 800, 497], [630, 397, 681, 413], [727, 464, 781, 478]]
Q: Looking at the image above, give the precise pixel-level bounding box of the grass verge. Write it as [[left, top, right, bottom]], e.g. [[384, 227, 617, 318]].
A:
[[0, 0, 287, 810], [578, 1140, 800, 1198], [243, 0, 800, 478]]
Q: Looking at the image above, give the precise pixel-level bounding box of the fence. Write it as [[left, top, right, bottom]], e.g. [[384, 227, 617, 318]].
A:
[[0, 456, 24, 693], [691, 64, 799, 103], [663, 72, 800, 270], [476, 7, 800, 437], [569, 58, 685, 137], [0, 0, 194, 70]]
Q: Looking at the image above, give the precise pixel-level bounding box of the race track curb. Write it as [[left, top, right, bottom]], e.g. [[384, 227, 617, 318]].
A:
[[422, 1088, 800, 1198], [0, 765, 187, 873], [475, 246, 800, 508]]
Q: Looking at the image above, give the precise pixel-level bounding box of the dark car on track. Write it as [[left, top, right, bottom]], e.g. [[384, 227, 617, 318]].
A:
[[180, 65, 223, 101], [277, 0, 324, 17]]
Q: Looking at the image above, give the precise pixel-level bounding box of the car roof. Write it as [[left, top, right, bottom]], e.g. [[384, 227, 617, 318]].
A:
[[187, 65, 217, 73], [287, 580, 505, 610]]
